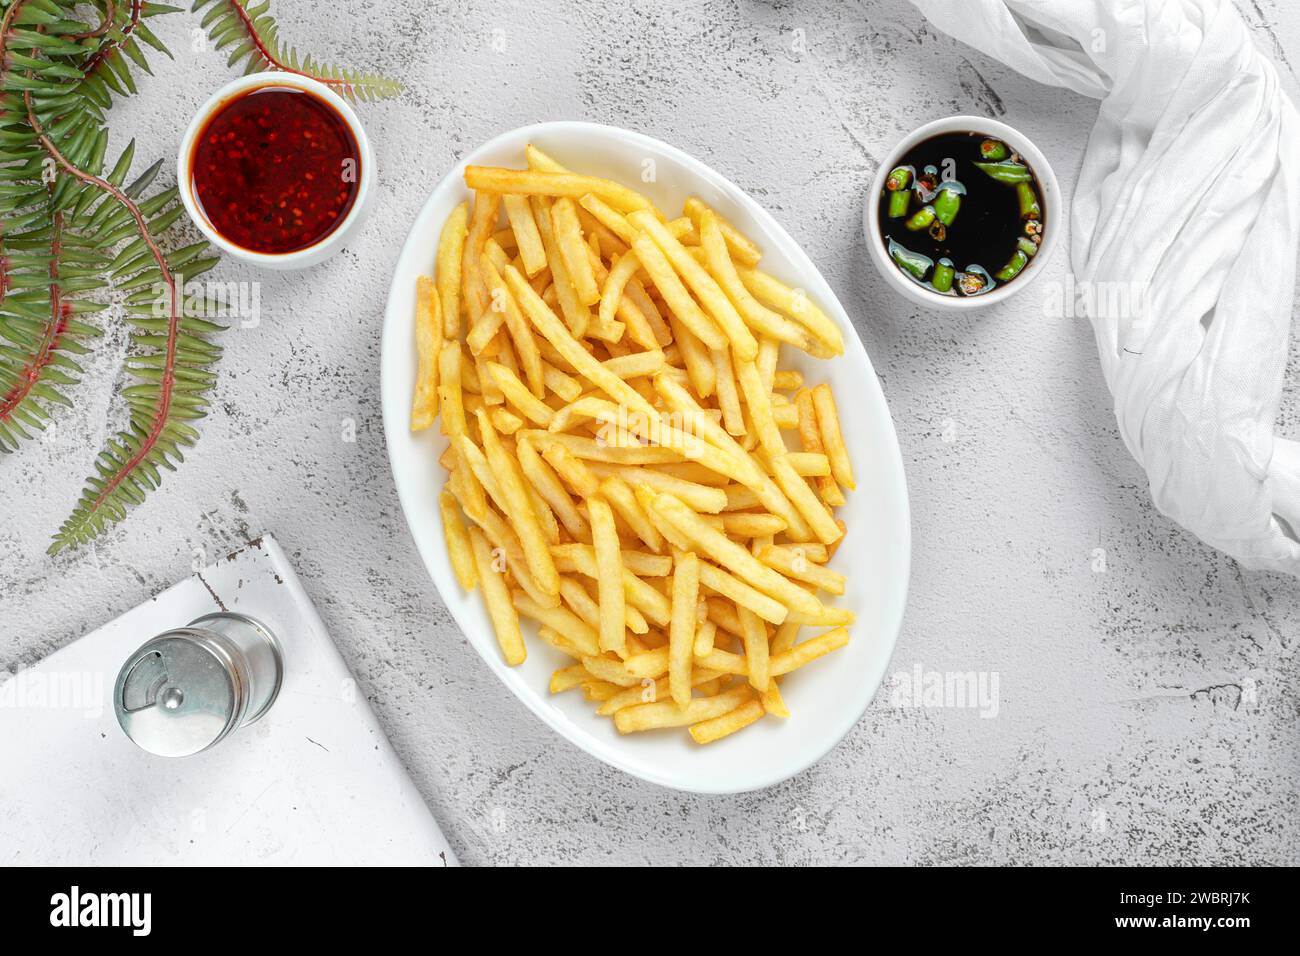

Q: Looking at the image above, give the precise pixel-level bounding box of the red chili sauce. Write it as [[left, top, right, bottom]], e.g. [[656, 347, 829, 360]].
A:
[[190, 86, 360, 254]]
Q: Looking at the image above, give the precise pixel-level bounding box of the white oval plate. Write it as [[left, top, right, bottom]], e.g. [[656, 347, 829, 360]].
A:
[[381, 121, 910, 793]]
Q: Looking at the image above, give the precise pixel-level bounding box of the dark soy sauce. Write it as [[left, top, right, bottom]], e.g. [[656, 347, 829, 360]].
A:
[[877, 131, 1043, 295]]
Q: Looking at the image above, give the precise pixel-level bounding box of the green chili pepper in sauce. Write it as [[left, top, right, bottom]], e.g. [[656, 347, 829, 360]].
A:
[[887, 189, 910, 218], [1016, 181, 1041, 220], [905, 205, 936, 231], [932, 257, 955, 293], [887, 237, 933, 280], [994, 249, 1029, 281], [974, 161, 1032, 184], [979, 139, 1008, 161], [886, 165, 913, 191], [932, 182, 964, 226]]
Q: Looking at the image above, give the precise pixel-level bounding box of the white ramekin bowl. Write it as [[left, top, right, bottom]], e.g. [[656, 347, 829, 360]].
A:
[[177, 72, 375, 271], [863, 115, 1060, 311]]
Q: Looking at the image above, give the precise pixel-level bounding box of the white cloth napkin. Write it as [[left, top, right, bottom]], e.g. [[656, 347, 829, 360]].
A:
[[908, 0, 1300, 575]]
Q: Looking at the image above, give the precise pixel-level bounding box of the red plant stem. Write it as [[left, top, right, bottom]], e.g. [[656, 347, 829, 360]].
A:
[[23, 89, 179, 514], [79, 0, 141, 77], [0, 210, 64, 422], [72, 0, 117, 40], [223, 0, 355, 93]]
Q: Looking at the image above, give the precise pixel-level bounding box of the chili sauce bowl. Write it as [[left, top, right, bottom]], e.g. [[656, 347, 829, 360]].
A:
[[177, 72, 375, 270], [863, 115, 1060, 310]]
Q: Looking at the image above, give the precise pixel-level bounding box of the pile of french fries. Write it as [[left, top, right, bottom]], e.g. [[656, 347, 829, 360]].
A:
[[412, 144, 857, 745]]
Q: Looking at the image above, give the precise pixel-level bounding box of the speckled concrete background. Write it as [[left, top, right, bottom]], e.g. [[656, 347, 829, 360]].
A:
[[3, 0, 1299, 866]]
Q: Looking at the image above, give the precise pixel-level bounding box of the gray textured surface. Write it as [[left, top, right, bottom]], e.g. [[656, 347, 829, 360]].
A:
[[3, 0, 1299, 866]]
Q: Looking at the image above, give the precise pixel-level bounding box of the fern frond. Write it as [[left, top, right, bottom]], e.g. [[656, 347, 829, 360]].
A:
[[192, 0, 402, 101]]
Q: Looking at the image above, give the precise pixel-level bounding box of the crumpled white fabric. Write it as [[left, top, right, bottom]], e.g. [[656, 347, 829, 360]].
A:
[[908, 0, 1300, 575]]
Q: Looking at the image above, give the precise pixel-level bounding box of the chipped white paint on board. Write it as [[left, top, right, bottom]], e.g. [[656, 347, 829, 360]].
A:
[[2, 1, 1299, 865]]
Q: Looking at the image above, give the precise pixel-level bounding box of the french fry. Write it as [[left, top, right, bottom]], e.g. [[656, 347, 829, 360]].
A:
[[512, 591, 600, 656], [759, 544, 846, 595], [614, 684, 753, 734], [795, 387, 844, 507], [486, 361, 554, 426], [470, 527, 526, 666], [412, 276, 442, 430], [516, 437, 587, 538], [669, 551, 700, 707], [770, 627, 849, 676], [768, 453, 842, 546], [712, 347, 745, 436], [651, 492, 824, 617], [439, 490, 477, 591], [437, 201, 469, 339], [550, 663, 589, 694], [531, 195, 592, 338], [503, 193, 547, 276], [690, 698, 764, 744], [599, 250, 641, 328], [737, 605, 770, 692], [698, 211, 809, 350], [462, 191, 500, 331], [551, 198, 601, 305], [696, 559, 786, 625], [632, 233, 726, 350], [812, 383, 855, 490], [736, 266, 844, 356], [683, 196, 762, 266], [502, 264, 658, 421], [629, 210, 758, 361], [481, 257, 544, 397], [589, 499, 627, 654], [477, 409, 560, 596], [464, 166, 653, 213], [437, 341, 466, 439]]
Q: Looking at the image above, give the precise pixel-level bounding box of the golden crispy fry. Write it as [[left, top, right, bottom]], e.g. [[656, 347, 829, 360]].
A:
[[650, 492, 823, 617], [464, 166, 653, 213], [470, 527, 525, 666], [690, 698, 764, 744], [759, 544, 846, 595], [696, 560, 787, 625], [513, 591, 600, 656], [736, 266, 843, 356], [462, 191, 500, 332], [437, 201, 469, 339], [669, 551, 700, 707], [795, 387, 844, 507], [684, 196, 762, 266], [614, 685, 753, 734], [412, 276, 442, 430], [768, 454, 842, 546], [771, 627, 849, 675], [629, 210, 758, 361], [589, 498, 626, 655], [503, 193, 547, 276], [736, 605, 770, 692], [503, 265, 658, 420], [812, 383, 855, 490], [550, 663, 589, 694], [437, 341, 466, 439], [634, 234, 727, 353], [551, 198, 601, 306], [477, 409, 560, 596], [439, 490, 477, 591]]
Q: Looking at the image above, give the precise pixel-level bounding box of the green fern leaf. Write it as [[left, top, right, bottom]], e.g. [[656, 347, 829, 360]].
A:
[[191, 0, 402, 101]]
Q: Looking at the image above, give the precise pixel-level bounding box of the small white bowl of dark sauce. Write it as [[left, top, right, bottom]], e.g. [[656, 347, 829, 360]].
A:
[[864, 115, 1060, 310], [177, 72, 375, 270]]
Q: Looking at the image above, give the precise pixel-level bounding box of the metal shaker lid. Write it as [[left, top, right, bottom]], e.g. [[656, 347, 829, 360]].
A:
[[114, 630, 247, 757]]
